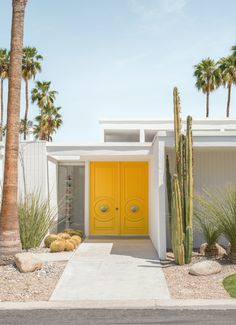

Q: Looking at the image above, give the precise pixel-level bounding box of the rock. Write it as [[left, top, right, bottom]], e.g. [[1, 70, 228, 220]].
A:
[[14, 253, 43, 273], [199, 243, 227, 256], [189, 260, 222, 276]]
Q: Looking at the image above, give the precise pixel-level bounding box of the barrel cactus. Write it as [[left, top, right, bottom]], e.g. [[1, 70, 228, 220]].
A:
[[69, 238, 79, 247], [64, 240, 75, 252], [44, 234, 58, 248], [64, 229, 83, 238], [67, 239, 77, 249], [166, 87, 194, 265], [71, 235, 82, 245], [57, 233, 71, 240], [50, 239, 66, 252]]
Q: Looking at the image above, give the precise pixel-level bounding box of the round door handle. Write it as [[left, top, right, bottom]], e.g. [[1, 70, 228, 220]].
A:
[[131, 205, 138, 213], [100, 205, 108, 212], [115, 207, 119, 210]]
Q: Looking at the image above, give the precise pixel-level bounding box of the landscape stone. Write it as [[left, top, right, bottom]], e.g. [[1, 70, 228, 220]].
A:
[[14, 253, 43, 273], [199, 243, 227, 256], [189, 260, 222, 276]]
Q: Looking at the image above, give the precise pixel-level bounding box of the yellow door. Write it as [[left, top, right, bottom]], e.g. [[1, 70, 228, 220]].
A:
[[90, 162, 148, 235], [90, 162, 120, 235], [120, 162, 148, 235]]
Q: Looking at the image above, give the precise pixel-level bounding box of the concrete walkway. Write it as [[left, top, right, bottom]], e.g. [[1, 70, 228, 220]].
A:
[[50, 238, 170, 301]]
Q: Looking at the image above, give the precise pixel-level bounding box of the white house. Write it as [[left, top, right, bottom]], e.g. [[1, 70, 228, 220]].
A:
[[2, 118, 236, 260]]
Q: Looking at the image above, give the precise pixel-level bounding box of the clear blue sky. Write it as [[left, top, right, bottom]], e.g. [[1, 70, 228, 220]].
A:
[[1, 0, 236, 142]]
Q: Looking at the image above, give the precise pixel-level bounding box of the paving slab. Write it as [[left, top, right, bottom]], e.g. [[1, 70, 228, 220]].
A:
[[50, 238, 170, 301]]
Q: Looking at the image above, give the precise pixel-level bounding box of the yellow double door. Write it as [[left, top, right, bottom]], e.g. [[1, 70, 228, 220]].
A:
[[90, 162, 148, 235]]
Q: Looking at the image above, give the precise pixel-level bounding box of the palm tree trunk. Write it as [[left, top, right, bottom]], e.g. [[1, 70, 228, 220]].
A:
[[206, 91, 209, 118], [226, 83, 231, 118], [0, 0, 27, 255], [0, 79, 3, 142], [23, 79, 28, 140]]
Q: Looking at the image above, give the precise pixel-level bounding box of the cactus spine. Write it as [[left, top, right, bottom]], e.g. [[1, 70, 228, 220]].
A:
[[168, 87, 193, 265]]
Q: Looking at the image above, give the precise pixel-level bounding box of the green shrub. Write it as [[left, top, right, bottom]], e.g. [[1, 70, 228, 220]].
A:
[[194, 199, 221, 248], [195, 187, 236, 262], [18, 192, 57, 250]]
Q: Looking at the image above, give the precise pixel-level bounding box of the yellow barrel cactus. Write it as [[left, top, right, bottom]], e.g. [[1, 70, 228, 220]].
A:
[[44, 234, 58, 248], [50, 239, 66, 252]]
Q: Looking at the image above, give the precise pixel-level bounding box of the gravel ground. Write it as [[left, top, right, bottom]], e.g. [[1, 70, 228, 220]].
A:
[[162, 252, 236, 299], [0, 257, 65, 302]]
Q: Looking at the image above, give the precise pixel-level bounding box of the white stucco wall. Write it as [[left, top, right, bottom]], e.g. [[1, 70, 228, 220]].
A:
[[166, 148, 236, 248], [18, 142, 47, 199], [149, 137, 167, 259]]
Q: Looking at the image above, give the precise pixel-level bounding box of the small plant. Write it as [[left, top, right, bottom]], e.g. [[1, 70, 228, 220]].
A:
[[194, 201, 221, 257], [18, 192, 57, 250], [195, 187, 236, 263]]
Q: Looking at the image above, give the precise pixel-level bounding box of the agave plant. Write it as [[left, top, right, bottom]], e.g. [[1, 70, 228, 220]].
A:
[[195, 187, 236, 263]]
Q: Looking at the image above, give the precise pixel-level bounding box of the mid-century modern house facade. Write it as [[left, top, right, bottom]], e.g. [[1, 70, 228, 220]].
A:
[[1, 118, 236, 259]]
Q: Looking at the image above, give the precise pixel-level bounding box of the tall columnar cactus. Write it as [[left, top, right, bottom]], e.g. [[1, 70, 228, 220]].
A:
[[167, 87, 193, 265], [172, 175, 185, 265]]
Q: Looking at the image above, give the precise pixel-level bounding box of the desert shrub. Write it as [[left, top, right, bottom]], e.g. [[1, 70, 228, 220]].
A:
[[18, 192, 57, 250], [194, 198, 221, 248], [195, 187, 236, 262]]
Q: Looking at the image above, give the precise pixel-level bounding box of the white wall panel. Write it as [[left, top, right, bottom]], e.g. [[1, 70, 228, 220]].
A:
[[18, 142, 47, 199], [166, 148, 236, 248]]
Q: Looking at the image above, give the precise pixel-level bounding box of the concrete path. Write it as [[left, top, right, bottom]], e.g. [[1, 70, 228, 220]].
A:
[[50, 238, 170, 301]]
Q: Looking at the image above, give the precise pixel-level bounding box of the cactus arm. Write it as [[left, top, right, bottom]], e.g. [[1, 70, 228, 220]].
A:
[[184, 115, 193, 263], [166, 155, 172, 217], [172, 174, 185, 265]]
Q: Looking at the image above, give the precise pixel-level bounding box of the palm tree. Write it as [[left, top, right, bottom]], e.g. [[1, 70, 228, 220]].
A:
[[194, 58, 221, 117], [34, 105, 62, 141], [31, 81, 57, 140], [218, 56, 236, 117], [0, 49, 10, 142], [0, 0, 28, 256], [22, 47, 43, 140], [31, 81, 57, 109], [19, 118, 33, 139]]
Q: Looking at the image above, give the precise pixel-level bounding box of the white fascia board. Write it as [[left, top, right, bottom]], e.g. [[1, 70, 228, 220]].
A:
[[46, 142, 151, 148], [159, 133, 236, 148], [99, 118, 236, 124]]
